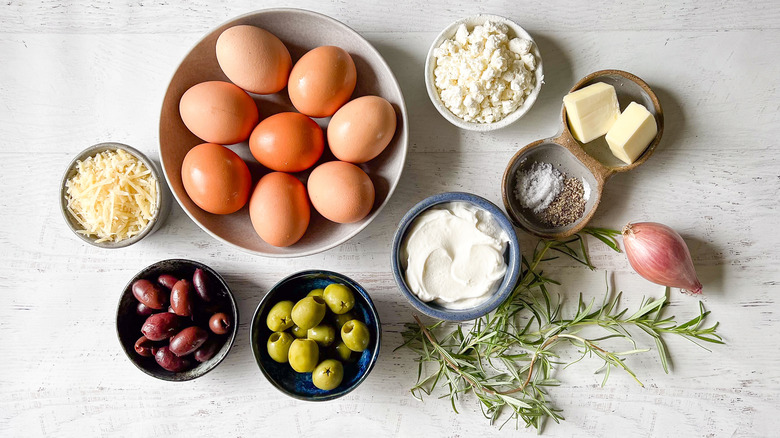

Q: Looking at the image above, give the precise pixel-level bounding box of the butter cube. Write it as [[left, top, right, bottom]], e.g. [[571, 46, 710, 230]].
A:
[[605, 102, 658, 164], [563, 82, 620, 143]]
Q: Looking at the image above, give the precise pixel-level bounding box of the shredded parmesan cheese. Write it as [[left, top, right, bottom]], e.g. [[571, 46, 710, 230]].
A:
[[65, 148, 158, 243]]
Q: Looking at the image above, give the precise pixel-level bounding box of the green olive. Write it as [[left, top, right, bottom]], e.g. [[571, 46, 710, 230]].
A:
[[341, 320, 370, 352], [323, 283, 355, 314], [266, 301, 294, 332], [288, 339, 319, 373], [291, 324, 308, 338], [334, 341, 358, 362], [307, 324, 336, 347], [332, 311, 356, 330], [307, 288, 324, 298], [291, 296, 327, 330], [312, 359, 344, 390], [267, 332, 294, 363]]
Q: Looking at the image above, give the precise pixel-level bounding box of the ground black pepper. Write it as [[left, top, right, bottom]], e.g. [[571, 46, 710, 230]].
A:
[[537, 176, 586, 227]]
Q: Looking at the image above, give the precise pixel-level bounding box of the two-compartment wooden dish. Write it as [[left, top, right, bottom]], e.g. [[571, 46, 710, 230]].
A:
[[502, 70, 664, 239]]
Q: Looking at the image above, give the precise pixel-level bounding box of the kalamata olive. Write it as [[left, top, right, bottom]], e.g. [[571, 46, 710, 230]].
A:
[[170, 279, 194, 317], [169, 326, 209, 357], [193, 339, 220, 362], [157, 274, 179, 290], [136, 302, 156, 317], [132, 279, 166, 310], [192, 268, 215, 302], [134, 335, 154, 357], [154, 346, 191, 372], [203, 302, 223, 314], [141, 312, 181, 341], [209, 312, 232, 335], [168, 306, 176, 313]]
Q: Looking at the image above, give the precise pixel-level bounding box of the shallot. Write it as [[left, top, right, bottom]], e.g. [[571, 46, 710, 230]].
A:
[[622, 222, 703, 294]]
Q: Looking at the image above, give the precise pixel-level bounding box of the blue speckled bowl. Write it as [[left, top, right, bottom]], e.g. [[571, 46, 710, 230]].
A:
[[391, 192, 521, 321], [250, 270, 381, 401]]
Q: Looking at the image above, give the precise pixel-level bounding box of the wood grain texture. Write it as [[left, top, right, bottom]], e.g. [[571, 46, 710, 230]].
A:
[[2, 1, 780, 33], [1, 0, 779, 436]]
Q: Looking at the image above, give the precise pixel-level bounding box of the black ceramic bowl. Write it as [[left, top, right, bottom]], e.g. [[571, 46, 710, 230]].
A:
[[116, 259, 238, 381], [250, 270, 381, 401]]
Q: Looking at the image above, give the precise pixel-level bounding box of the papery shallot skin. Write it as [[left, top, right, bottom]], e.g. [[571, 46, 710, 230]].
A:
[[622, 222, 703, 294]]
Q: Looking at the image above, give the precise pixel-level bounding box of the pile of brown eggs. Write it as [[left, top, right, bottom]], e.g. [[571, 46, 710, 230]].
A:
[[178, 25, 397, 247]]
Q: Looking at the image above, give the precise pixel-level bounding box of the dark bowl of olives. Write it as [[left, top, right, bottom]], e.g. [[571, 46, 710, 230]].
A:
[[116, 259, 238, 381], [250, 270, 381, 401]]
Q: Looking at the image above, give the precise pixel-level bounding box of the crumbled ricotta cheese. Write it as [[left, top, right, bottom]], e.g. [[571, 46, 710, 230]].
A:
[[65, 148, 158, 243], [432, 20, 538, 124]]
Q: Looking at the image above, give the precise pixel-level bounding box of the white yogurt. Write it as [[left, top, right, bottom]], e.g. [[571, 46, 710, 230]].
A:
[[400, 202, 510, 310]]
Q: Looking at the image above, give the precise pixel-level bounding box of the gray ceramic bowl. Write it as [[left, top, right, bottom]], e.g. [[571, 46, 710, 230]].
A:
[[391, 192, 521, 321], [424, 14, 543, 131], [116, 259, 238, 381], [60, 142, 171, 248], [250, 270, 381, 401], [159, 8, 408, 257]]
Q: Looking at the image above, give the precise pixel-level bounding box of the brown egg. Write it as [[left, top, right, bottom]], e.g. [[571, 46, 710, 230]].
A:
[[181, 143, 252, 214], [307, 161, 374, 223], [288, 46, 357, 118], [249, 172, 310, 247], [179, 81, 259, 144], [328, 96, 397, 163], [249, 112, 324, 172], [216, 25, 292, 94]]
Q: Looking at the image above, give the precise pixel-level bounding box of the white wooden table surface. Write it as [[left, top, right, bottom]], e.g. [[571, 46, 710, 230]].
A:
[[2, 1, 779, 436]]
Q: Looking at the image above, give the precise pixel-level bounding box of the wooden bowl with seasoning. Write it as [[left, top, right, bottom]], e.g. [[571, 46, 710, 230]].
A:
[[502, 70, 664, 239]]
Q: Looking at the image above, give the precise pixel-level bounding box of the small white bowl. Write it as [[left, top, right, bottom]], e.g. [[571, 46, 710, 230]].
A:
[[424, 14, 544, 132]]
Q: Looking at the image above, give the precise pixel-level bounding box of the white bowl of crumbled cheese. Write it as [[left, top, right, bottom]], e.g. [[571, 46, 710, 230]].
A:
[[425, 15, 543, 131]]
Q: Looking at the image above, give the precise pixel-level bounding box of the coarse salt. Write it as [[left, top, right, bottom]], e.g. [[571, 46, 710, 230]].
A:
[[582, 177, 591, 201], [514, 162, 563, 213]]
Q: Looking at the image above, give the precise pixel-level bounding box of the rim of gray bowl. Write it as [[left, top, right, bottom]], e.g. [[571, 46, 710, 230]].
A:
[[249, 269, 382, 401], [390, 192, 521, 321], [424, 14, 544, 132], [60, 142, 170, 249]]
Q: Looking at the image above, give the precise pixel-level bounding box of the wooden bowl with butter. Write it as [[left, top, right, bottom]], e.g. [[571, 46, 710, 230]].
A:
[[502, 70, 663, 239]]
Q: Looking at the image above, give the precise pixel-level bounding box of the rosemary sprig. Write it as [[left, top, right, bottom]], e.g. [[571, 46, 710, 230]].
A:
[[396, 228, 722, 431]]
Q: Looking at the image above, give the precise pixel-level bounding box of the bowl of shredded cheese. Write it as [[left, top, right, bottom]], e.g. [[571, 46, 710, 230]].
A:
[[424, 15, 543, 131], [60, 142, 171, 248]]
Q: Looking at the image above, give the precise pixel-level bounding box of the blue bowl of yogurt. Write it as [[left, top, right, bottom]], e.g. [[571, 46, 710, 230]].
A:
[[391, 192, 521, 321]]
